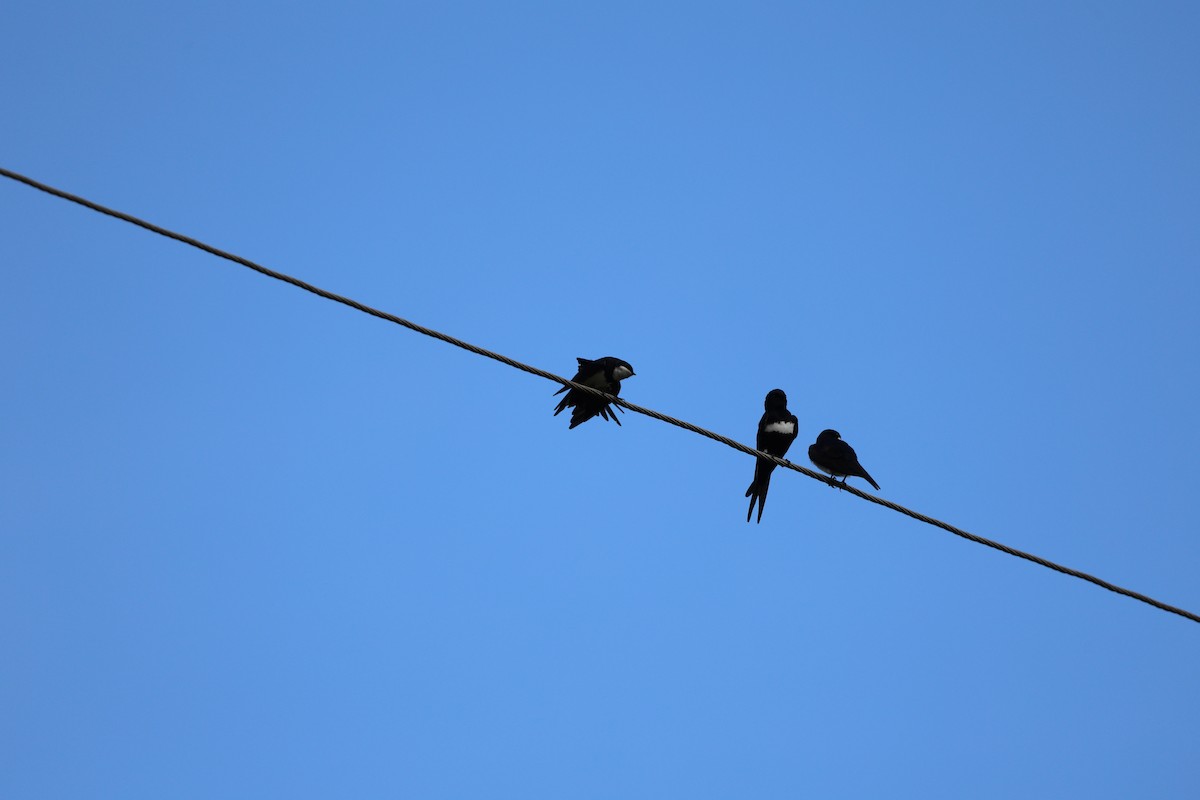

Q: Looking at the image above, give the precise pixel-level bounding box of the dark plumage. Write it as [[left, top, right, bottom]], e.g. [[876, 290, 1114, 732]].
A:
[[552, 356, 635, 429], [808, 429, 880, 490], [745, 389, 799, 523]]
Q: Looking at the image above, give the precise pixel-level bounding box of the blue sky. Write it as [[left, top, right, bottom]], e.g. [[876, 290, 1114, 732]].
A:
[[3, 2, 1199, 797]]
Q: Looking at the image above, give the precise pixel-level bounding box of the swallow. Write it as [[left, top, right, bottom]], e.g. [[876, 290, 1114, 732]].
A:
[[552, 357, 635, 429], [745, 388, 799, 523], [808, 429, 880, 490]]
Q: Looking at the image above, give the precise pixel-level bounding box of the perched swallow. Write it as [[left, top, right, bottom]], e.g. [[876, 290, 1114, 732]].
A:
[[808, 429, 880, 490], [745, 389, 799, 523], [553, 357, 635, 429]]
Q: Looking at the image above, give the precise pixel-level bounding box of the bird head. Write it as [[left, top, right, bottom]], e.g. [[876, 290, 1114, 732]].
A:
[[764, 389, 788, 411]]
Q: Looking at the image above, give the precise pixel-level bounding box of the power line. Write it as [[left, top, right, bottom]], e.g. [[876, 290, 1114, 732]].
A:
[[4, 164, 1197, 626]]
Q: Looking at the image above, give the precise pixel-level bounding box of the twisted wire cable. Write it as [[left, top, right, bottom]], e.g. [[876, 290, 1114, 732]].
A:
[[4, 165, 1195, 625]]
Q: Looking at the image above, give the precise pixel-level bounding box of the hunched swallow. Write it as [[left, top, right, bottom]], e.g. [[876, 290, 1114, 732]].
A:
[[553, 357, 635, 429], [808, 429, 880, 490], [745, 389, 799, 523]]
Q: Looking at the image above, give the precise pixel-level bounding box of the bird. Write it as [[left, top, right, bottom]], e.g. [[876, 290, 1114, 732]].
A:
[[552, 357, 635, 429], [808, 429, 880, 490], [745, 389, 799, 523]]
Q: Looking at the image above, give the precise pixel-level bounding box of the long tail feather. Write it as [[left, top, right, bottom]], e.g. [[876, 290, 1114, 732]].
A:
[[860, 468, 880, 491], [746, 476, 769, 523]]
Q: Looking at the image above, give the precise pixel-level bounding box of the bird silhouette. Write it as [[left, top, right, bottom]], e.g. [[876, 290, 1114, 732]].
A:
[[808, 429, 879, 490], [745, 389, 799, 523], [552, 357, 635, 429]]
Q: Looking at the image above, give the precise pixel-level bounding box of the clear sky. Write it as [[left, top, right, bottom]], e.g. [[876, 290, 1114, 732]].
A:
[[3, 2, 1199, 797]]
